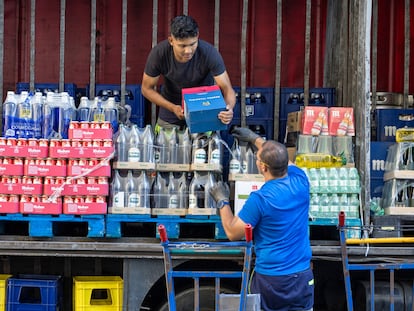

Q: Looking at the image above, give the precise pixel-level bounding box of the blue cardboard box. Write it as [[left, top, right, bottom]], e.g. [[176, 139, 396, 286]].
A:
[[182, 85, 227, 133]]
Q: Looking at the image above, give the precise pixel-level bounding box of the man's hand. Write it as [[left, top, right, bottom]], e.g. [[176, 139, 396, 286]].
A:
[[209, 181, 230, 207], [218, 108, 234, 125], [172, 104, 184, 120], [231, 126, 260, 144]]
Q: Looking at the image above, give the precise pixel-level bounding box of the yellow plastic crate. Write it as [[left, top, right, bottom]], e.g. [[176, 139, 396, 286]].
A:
[[73, 276, 123, 311], [0, 274, 12, 311]]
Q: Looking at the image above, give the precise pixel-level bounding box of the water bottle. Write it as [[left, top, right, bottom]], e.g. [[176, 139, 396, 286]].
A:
[[309, 193, 320, 218], [349, 194, 360, 218], [329, 193, 340, 218], [17, 91, 33, 138], [204, 172, 217, 209], [92, 97, 105, 122], [110, 170, 125, 208], [104, 97, 119, 133], [62, 92, 75, 139], [42, 100, 52, 139], [169, 127, 178, 164], [138, 171, 151, 208], [168, 172, 179, 208], [142, 124, 154, 163], [189, 172, 205, 208], [128, 124, 141, 162], [208, 131, 222, 164], [318, 168, 329, 193], [339, 193, 349, 215], [338, 167, 349, 193], [78, 97, 91, 121], [151, 172, 168, 208], [308, 168, 319, 193], [125, 170, 139, 207], [229, 138, 242, 174], [116, 124, 128, 162], [155, 127, 168, 164], [348, 168, 360, 193], [178, 172, 189, 209], [192, 134, 207, 164], [32, 92, 43, 139], [180, 128, 191, 164], [319, 193, 330, 218], [328, 168, 339, 193], [246, 145, 258, 174], [2, 91, 18, 138]]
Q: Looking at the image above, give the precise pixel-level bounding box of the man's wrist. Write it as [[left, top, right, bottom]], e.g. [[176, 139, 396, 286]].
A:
[[217, 199, 230, 209]]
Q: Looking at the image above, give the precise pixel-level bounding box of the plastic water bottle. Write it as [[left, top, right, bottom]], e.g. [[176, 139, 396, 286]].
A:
[[329, 193, 340, 218], [151, 172, 168, 208], [246, 145, 258, 174], [192, 134, 207, 164], [318, 168, 329, 193], [169, 127, 178, 164], [168, 172, 179, 208], [348, 168, 360, 193], [126, 170, 139, 207], [339, 194, 349, 215], [349, 194, 360, 218], [78, 97, 91, 121], [155, 127, 168, 164], [32, 92, 43, 139], [142, 124, 154, 163], [180, 128, 191, 164], [128, 124, 141, 162], [116, 124, 128, 162], [208, 131, 222, 164], [189, 172, 205, 208], [338, 167, 349, 193], [328, 168, 339, 193], [104, 97, 119, 133], [110, 170, 125, 208], [229, 139, 242, 174], [308, 168, 319, 193], [2, 91, 18, 138], [310, 193, 320, 218], [138, 171, 151, 208], [319, 193, 330, 218], [42, 100, 52, 139], [92, 97, 105, 123], [178, 173, 189, 209], [17, 91, 33, 138]]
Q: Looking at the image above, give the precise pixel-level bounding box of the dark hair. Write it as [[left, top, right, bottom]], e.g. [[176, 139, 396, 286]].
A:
[[170, 15, 199, 39], [260, 140, 289, 177]]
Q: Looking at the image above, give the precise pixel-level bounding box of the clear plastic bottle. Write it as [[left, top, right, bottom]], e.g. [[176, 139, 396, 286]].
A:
[[104, 97, 119, 133], [180, 128, 191, 164], [125, 170, 139, 207], [92, 98, 105, 122], [3, 91, 18, 138], [339, 193, 349, 215], [329, 193, 340, 218], [17, 91, 33, 138], [349, 194, 360, 218], [192, 134, 207, 164], [308, 168, 319, 193], [348, 168, 360, 193], [169, 127, 178, 164], [138, 171, 151, 208], [151, 172, 168, 208], [309, 193, 320, 218], [204, 172, 217, 209], [328, 168, 339, 193], [128, 124, 141, 162], [319, 193, 330, 218], [110, 170, 125, 208], [229, 138, 242, 174], [189, 172, 205, 208], [178, 173, 189, 209], [142, 124, 154, 163], [208, 131, 222, 164], [78, 96, 91, 122], [338, 167, 349, 193], [155, 127, 168, 164], [32, 92, 43, 139], [116, 124, 128, 162], [295, 153, 346, 168], [168, 172, 179, 209], [246, 145, 258, 174], [318, 168, 329, 193]]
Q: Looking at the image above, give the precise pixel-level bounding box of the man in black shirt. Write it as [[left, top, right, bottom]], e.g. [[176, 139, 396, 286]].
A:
[[142, 15, 236, 129]]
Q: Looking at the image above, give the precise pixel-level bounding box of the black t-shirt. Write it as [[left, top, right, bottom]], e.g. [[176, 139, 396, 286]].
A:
[[144, 39, 226, 124]]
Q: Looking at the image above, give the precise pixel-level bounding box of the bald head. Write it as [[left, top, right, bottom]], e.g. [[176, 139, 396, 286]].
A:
[[258, 140, 289, 177]]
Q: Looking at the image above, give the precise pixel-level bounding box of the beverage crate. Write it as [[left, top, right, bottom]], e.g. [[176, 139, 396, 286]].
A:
[[371, 141, 394, 179], [73, 276, 123, 311], [0, 275, 11, 311], [16, 82, 77, 97], [232, 87, 275, 121], [88, 84, 146, 127], [374, 109, 414, 142], [6, 275, 62, 311]]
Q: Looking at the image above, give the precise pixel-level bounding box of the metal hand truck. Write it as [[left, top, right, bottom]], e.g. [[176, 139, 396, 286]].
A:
[[158, 224, 254, 311], [338, 211, 414, 311]]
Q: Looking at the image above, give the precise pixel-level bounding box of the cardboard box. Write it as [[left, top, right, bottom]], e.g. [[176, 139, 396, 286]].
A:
[[182, 85, 227, 133], [287, 111, 302, 133], [328, 107, 355, 136], [234, 181, 264, 215], [301, 106, 329, 135], [63, 202, 107, 215]]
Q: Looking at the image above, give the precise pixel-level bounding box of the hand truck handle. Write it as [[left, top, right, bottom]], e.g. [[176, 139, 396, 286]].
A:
[[158, 224, 168, 242], [338, 211, 345, 227], [245, 224, 252, 242]]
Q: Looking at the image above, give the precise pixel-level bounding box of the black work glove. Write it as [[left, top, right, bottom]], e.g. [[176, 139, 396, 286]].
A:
[[209, 181, 230, 209], [231, 126, 260, 145]]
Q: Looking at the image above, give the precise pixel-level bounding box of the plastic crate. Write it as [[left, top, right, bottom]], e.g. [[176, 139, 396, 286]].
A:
[[73, 276, 123, 311], [88, 84, 146, 127], [371, 141, 394, 179], [0, 275, 12, 311], [232, 87, 275, 121], [16, 83, 77, 97], [375, 109, 414, 142], [6, 275, 62, 311]]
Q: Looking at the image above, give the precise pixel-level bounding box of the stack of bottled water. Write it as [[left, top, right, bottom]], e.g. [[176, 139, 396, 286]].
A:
[[228, 138, 258, 174], [304, 167, 361, 219]]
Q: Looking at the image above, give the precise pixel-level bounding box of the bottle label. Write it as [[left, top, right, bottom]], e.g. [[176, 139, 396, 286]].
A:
[[128, 193, 140, 207], [189, 194, 198, 208], [241, 160, 248, 174], [169, 195, 179, 208], [128, 148, 141, 162], [113, 192, 125, 208], [194, 149, 206, 163], [210, 149, 221, 164], [229, 159, 241, 174]]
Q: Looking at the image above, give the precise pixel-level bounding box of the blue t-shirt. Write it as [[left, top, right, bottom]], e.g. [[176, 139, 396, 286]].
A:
[[238, 165, 312, 276], [144, 39, 226, 125]]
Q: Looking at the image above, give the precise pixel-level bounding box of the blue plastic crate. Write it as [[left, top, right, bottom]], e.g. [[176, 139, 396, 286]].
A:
[[370, 141, 394, 179], [6, 275, 62, 311], [16, 83, 77, 97], [371, 177, 384, 199], [88, 84, 146, 128], [232, 87, 274, 121], [375, 109, 414, 141]]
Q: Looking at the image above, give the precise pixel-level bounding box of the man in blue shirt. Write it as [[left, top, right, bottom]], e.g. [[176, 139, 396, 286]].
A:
[[210, 127, 314, 311]]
